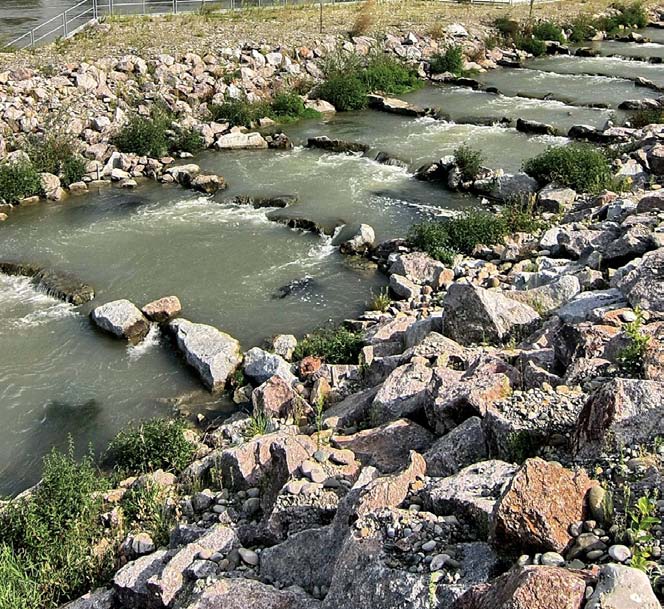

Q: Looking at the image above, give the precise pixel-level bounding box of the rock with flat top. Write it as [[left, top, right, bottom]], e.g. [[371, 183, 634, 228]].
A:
[[91, 299, 150, 342]]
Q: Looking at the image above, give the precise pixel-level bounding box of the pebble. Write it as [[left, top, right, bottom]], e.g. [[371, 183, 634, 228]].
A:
[[238, 547, 259, 566], [541, 551, 565, 567], [430, 553, 449, 571], [608, 544, 631, 562], [421, 540, 436, 552]]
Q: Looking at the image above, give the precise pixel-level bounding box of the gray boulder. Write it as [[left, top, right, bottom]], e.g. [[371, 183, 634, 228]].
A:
[[424, 417, 488, 478], [243, 347, 297, 385], [370, 360, 433, 424], [60, 589, 115, 609], [442, 282, 540, 346], [307, 136, 369, 154], [556, 289, 627, 323], [478, 172, 538, 202], [113, 550, 170, 608], [574, 379, 664, 458], [585, 564, 661, 609], [389, 252, 451, 288], [616, 248, 664, 314], [505, 275, 581, 316], [637, 190, 664, 212], [90, 299, 150, 342], [537, 184, 576, 213], [422, 460, 517, 535], [168, 319, 242, 392], [338, 224, 375, 255]]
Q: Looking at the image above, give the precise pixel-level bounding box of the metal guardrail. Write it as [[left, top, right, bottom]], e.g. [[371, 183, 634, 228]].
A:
[[4, 0, 519, 51]]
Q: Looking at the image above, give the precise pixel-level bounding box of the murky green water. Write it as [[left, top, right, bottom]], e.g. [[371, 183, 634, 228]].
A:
[[578, 39, 664, 61]]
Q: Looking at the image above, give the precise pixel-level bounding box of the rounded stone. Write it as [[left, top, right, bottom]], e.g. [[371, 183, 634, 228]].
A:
[[238, 547, 259, 566], [541, 551, 565, 567], [608, 544, 631, 562]]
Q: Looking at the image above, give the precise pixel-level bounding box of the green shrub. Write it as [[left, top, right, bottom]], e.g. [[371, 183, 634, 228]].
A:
[[515, 34, 547, 56], [315, 72, 368, 112], [360, 54, 421, 95], [0, 160, 43, 204], [293, 326, 364, 364], [409, 210, 508, 262], [532, 21, 565, 43], [0, 545, 42, 609], [454, 144, 484, 181], [209, 97, 265, 127], [617, 308, 650, 377], [269, 91, 320, 122], [429, 45, 465, 75], [105, 418, 196, 475], [630, 108, 664, 128], [523, 144, 614, 194], [0, 445, 111, 609], [112, 112, 170, 157], [61, 154, 87, 187], [368, 286, 391, 312], [567, 14, 597, 43], [121, 482, 173, 548], [503, 194, 547, 233], [170, 127, 204, 154]]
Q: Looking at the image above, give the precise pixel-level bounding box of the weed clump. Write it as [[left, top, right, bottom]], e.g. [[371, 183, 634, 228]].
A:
[[617, 308, 650, 377], [293, 326, 364, 364], [360, 54, 421, 95], [429, 45, 465, 76], [523, 144, 615, 194], [454, 144, 484, 181], [0, 160, 43, 204], [0, 444, 111, 609], [112, 111, 171, 157], [25, 133, 87, 186], [105, 418, 196, 475]]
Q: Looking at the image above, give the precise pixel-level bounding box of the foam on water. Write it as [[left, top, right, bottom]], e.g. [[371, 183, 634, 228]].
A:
[[127, 324, 162, 362]]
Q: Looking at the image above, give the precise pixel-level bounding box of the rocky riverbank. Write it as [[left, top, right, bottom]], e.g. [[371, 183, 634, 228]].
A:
[[29, 99, 662, 609], [3, 3, 664, 609]]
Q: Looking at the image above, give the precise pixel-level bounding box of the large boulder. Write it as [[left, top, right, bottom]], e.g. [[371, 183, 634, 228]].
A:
[[306, 136, 369, 154], [60, 589, 115, 609], [252, 375, 298, 419], [389, 252, 451, 288], [370, 360, 433, 423], [424, 416, 488, 478], [616, 248, 664, 314], [183, 577, 317, 609], [168, 318, 242, 391], [636, 190, 664, 212], [113, 550, 170, 608], [90, 299, 150, 342], [332, 418, 434, 473], [338, 224, 375, 255], [574, 379, 664, 457], [505, 275, 581, 316], [423, 460, 517, 535], [244, 347, 297, 385], [537, 184, 576, 212], [442, 283, 540, 346], [215, 131, 268, 150], [491, 458, 597, 553], [585, 564, 661, 609], [453, 565, 587, 609]]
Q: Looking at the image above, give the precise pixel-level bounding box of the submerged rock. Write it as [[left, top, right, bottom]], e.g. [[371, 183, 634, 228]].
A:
[[516, 118, 557, 136], [168, 318, 242, 392], [0, 261, 95, 305], [338, 224, 375, 255], [367, 94, 429, 117], [307, 136, 369, 154], [228, 194, 297, 208], [90, 299, 150, 342]]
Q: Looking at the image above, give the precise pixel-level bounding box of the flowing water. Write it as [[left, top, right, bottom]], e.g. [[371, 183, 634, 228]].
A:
[[0, 38, 663, 495], [475, 67, 645, 108], [577, 39, 664, 61]]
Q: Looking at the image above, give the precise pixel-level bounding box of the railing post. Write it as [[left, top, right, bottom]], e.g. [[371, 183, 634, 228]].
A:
[[174, 0, 177, 14], [63, 9, 68, 37], [30, 29, 35, 47], [109, 0, 113, 16]]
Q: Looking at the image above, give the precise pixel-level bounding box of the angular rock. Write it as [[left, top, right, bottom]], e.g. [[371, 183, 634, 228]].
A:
[[389, 252, 450, 288], [60, 588, 116, 609], [182, 577, 317, 609], [423, 460, 517, 535], [636, 190, 664, 212], [216, 131, 268, 150], [339, 224, 375, 255], [505, 275, 581, 316], [252, 375, 297, 419], [537, 184, 576, 213], [142, 295, 181, 323], [491, 458, 597, 553], [168, 318, 242, 392], [244, 347, 297, 385], [574, 378, 664, 457], [90, 299, 150, 342], [370, 360, 433, 424], [322, 386, 379, 430], [367, 94, 428, 117], [453, 565, 587, 609], [332, 418, 435, 473], [616, 248, 664, 314], [424, 416, 488, 478], [113, 550, 170, 608], [442, 282, 540, 346]]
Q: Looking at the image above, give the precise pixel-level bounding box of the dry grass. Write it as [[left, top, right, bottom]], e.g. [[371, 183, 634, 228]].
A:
[[0, 0, 658, 71], [351, 0, 377, 37]]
